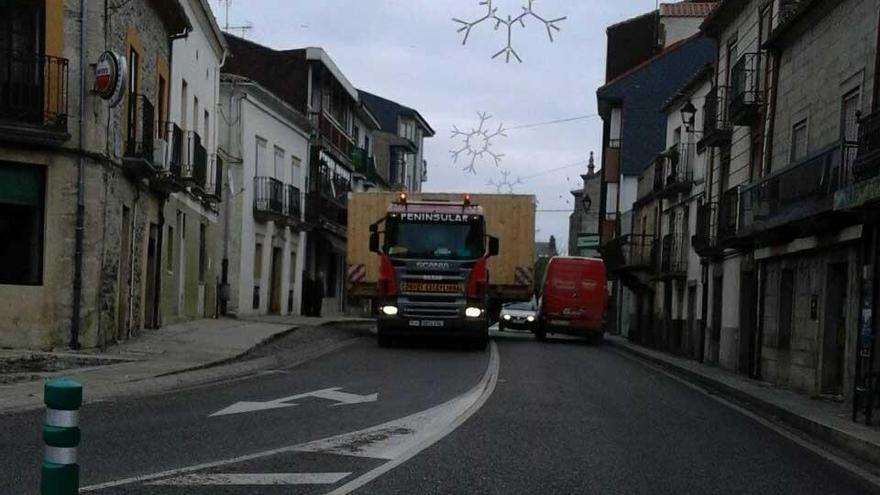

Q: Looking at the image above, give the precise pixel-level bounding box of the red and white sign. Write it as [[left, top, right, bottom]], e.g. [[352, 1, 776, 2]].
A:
[[93, 51, 126, 107]]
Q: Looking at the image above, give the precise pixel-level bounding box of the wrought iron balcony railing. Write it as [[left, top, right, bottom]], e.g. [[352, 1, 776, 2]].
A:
[[701, 86, 732, 147], [693, 202, 720, 256], [0, 51, 69, 133], [124, 94, 155, 162], [285, 184, 303, 220], [730, 53, 766, 126], [254, 176, 285, 217], [660, 233, 687, 276], [853, 110, 880, 180], [657, 143, 695, 197]]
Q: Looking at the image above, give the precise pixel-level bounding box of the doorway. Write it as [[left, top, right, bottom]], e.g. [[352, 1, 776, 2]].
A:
[[664, 282, 673, 352], [822, 263, 849, 395], [711, 275, 723, 364], [145, 223, 159, 329], [117, 206, 132, 341], [269, 247, 283, 314], [740, 270, 758, 376], [687, 285, 697, 359]]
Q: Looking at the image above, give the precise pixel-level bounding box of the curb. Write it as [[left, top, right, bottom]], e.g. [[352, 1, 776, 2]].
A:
[[151, 325, 299, 379], [606, 337, 880, 471]]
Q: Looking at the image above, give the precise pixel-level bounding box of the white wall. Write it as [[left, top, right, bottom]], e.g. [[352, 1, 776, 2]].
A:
[[220, 83, 310, 316], [660, 16, 704, 47], [618, 175, 638, 215]]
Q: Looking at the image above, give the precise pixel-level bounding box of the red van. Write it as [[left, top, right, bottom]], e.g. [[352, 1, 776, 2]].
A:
[[535, 257, 608, 342]]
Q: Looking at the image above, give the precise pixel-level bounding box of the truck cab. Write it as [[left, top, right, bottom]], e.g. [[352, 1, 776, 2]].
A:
[[369, 195, 499, 348]]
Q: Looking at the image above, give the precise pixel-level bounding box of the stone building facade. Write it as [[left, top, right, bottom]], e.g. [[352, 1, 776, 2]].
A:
[[568, 154, 601, 258]]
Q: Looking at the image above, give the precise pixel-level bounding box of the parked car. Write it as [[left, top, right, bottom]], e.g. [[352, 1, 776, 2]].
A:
[[536, 257, 608, 343], [499, 302, 536, 331]]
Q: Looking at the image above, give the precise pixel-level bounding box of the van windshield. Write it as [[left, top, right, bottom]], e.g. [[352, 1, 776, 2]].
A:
[[385, 217, 485, 260]]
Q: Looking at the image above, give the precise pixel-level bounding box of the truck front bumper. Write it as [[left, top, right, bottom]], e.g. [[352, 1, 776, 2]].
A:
[[377, 317, 488, 338]]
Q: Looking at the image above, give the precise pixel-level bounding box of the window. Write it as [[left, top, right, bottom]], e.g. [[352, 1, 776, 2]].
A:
[[203, 110, 210, 150], [725, 36, 738, 87], [255, 137, 267, 176], [198, 223, 207, 283], [778, 269, 794, 349], [0, 162, 44, 285], [157, 75, 167, 129], [274, 146, 285, 179], [842, 90, 861, 180], [126, 47, 140, 146], [353, 125, 360, 145], [180, 80, 188, 130], [166, 225, 174, 271], [193, 96, 200, 136], [364, 135, 371, 155], [791, 120, 808, 161], [291, 155, 302, 186]]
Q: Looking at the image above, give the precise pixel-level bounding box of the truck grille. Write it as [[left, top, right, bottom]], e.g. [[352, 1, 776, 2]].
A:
[[400, 296, 463, 319]]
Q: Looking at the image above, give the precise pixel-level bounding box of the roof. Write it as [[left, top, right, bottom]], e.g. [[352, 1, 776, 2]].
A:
[[599, 34, 700, 94], [660, 64, 714, 112], [660, 2, 717, 17], [359, 90, 436, 137], [596, 34, 716, 177], [152, 0, 192, 34], [220, 73, 314, 136]]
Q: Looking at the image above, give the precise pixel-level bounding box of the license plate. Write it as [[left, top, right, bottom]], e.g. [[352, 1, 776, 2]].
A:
[[409, 320, 444, 328], [550, 319, 571, 326], [401, 282, 464, 294]]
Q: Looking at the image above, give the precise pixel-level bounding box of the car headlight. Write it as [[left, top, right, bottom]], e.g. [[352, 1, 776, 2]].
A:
[[465, 307, 482, 318], [503, 314, 512, 321], [526, 315, 535, 322], [381, 306, 399, 316]]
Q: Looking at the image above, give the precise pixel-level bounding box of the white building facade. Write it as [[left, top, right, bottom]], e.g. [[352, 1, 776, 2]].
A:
[[218, 76, 310, 317]]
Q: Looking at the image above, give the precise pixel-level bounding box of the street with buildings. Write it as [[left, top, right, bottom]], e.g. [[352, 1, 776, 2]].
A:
[[3, 0, 880, 493]]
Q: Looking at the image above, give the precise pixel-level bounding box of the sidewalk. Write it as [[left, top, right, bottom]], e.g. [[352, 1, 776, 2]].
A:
[[606, 335, 880, 471], [0, 316, 372, 414]]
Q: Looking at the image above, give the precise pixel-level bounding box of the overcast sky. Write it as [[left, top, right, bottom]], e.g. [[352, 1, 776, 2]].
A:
[[212, 0, 659, 251]]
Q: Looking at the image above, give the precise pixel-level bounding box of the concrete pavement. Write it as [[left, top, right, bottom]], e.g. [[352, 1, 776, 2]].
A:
[[0, 316, 369, 413]]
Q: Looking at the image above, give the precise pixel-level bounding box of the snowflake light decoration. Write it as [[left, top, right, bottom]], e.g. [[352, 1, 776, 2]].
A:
[[450, 112, 507, 175], [453, 0, 566, 63], [487, 170, 524, 193]]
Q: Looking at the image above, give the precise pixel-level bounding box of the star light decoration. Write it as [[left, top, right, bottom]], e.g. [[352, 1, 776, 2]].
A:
[[453, 0, 567, 63], [487, 170, 524, 193], [450, 112, 507, 175]]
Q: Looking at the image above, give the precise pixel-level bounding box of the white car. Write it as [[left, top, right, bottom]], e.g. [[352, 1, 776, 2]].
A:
[[498, 302, 537, 331]]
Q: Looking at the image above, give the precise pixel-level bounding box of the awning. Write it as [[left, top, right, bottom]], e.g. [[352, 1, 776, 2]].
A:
[[319, 231, 347, 253], [0, 162, 43, 206]]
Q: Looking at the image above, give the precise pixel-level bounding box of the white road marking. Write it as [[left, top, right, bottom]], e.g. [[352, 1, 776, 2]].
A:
[[79, 342, 499, 492], [210, 387, 379, 417], [147, 472, 351, 486], [324, 341, 499, 494]]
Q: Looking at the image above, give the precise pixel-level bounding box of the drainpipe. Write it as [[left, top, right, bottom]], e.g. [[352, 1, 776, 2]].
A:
[[71, 0, 87, 349]]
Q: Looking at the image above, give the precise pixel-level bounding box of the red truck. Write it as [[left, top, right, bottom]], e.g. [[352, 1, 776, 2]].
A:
[[536, 257, 608, 343]]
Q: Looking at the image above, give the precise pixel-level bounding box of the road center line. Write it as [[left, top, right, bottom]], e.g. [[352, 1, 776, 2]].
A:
[[147, 472, 351, 486], [79, 342, 499, 492]]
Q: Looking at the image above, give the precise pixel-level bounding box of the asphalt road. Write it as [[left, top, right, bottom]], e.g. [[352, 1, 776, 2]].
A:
[[1, 323, 876, 494]]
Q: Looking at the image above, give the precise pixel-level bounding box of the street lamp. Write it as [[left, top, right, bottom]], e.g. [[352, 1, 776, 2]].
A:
[[681, 100, 697, 132], [581, 194, 592, 214]]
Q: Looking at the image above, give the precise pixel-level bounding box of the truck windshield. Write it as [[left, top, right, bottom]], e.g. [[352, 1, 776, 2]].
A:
[[385, 219, 485, 260]]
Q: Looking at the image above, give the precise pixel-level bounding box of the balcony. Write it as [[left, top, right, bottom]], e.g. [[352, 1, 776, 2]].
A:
[[718, 187, 740, 243], [660, 233, 687, 278], [308, 191, 348, 236], [180, 131, 208, 190], [311, 112, 354, 159], [254, 176, 285, 222], [692, 202, 721, 257], [318, 167, 352, 205], [284, 184, 304, 224], [599, 234, 657, 290], [699, 86, 732, 148], [0, 51, 69, 146], [351, 146, 385, 185], [123, 95, 156, 177], [204, 154, 224, 201], [729, 53, 766, 126], [151, 122, 185, 193], [853, 110, 880, 181], [657, 143, 695, 198], [739, 141, 858, 241]]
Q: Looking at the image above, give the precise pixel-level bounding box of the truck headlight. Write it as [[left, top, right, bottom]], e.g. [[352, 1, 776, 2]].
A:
[[465, 307, 482, 318], [526, 315, 535, 322], [381, 306, 399, 316], [503, 314, 512, 321]]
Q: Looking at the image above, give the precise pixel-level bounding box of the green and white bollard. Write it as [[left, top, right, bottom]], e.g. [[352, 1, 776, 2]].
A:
[[41, 378, 82, 495]]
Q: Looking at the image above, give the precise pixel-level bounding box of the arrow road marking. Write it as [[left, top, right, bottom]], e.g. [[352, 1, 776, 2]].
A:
[[148, 472, 351, 486], [209, 387, 379, 417]]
